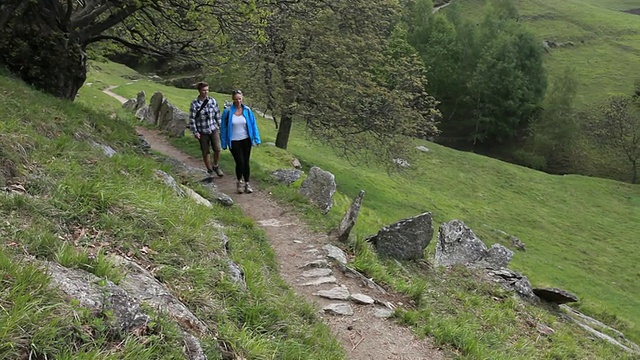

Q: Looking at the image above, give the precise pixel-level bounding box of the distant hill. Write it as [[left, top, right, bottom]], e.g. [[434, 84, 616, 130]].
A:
[[448, 0, 640, 107]]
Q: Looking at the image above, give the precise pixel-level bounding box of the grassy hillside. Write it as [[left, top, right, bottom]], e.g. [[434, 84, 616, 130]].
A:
[[93, 60, 640, 357], [265, 105, 640, 346], [0, 68, 343, 359], [448, 0, 640, 107]]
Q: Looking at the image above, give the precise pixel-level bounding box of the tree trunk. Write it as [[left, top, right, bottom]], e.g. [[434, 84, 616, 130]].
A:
[[632, 159, 638, 184], [276, 112, 293, 149], [0, 3, 87, 100]]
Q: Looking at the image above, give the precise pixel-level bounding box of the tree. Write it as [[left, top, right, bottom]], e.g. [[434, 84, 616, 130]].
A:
[[405, 0, 434, 49], [411, 14, 463, 139], [0, 0, 264, 100], [404, 0, 547, 147], [590, 96, 640, 183], [244, 0, 440, 162], [466, 25, 546, 144], [378, 24, 440, 140], [524, 68, 579, 172]]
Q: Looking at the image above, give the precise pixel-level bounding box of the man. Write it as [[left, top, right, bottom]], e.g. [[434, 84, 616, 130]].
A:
[[189, 82, 224, 177]]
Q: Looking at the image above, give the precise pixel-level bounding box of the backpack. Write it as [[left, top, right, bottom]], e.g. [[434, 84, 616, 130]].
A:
[[195, 97, 209, 119]]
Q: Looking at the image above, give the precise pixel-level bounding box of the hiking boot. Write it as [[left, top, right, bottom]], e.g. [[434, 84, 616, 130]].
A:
[[213, 165, 224, 177], [207, 168, 214, 176], [244, 182, 253, 194], [236, 180, 244, 194]]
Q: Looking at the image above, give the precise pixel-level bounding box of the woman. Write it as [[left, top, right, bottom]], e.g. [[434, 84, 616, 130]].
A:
[[220, 90, 262, 194]]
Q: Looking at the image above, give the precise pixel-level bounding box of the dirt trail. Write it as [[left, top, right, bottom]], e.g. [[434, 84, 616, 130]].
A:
[[432, 0, 452, 13], [104, 86, 129, 104], [105, 88, 444, 360]]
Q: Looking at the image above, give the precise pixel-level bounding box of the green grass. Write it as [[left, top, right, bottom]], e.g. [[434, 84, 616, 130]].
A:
[[0, 251, 185, 360], [270, 121, 640, 345], [86, 60, 640, 357], [448, 0, 640, 107], [5, 58, 636, 358], [0, 67, 343, 359]]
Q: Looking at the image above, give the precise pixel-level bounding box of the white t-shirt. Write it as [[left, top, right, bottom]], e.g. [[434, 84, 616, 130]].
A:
[[231, 114, 249, 141]]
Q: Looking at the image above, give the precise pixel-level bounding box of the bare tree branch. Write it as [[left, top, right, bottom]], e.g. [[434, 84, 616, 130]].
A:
[[63, 0, 74, 28], [76, 4, 141, 44], [70, 1, 110, 30], [84, 35, 171, 57]]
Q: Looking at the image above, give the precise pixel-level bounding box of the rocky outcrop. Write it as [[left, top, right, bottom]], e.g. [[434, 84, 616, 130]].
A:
[[299, 166, 336, 214], [111, 255, 211, 335], [199, 180, 234, 207], [122, 98, 137, 111], [210, 221, 246, 290], [46, 261, 150, 332], [337, 190, 365, 243], [436, 220, 539, 303], [147, 92, 164, 124], [155, 157, 234, 207], [510, 235, 526, 251], [155, 169, 185, 197], [135, 91, 146, 111], [433, 220, 636, 354], [137, 133, 151, 153], [181, 184, 213, 208], [435, 219, 513, 268], [270, 169, 303, 186], [533, 287, 578, 304], [89, 139, 117, 157], [368, 212, 434, 260], [561, 305, 640, 355], [485, 268, 537, 303], [42, 259, 209, 360], [323, 244, 347, 265], [157, 99, 189, 137], [123, 91, 187, 137], [393, 158, 410, 167]]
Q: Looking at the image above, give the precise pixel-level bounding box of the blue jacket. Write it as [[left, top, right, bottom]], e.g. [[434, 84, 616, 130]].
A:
[[220, 104, 262, 149]]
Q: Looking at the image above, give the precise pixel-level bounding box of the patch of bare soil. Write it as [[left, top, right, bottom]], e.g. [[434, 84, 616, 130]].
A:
[[624, 8, 640, 15], [135, 127, 445, 360]]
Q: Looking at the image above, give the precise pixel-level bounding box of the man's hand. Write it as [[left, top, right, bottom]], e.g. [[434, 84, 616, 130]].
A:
[[194, 133, 201, 139]]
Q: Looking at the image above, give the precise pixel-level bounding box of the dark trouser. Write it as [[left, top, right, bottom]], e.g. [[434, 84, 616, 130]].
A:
[[230, 137, 252, 182]]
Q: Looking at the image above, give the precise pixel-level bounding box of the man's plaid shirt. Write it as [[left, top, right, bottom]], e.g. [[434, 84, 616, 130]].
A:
[[189, 96, 221, 135]]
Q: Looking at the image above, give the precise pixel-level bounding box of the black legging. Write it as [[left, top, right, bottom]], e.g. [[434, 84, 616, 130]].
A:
[[229, 137, 252, 182]]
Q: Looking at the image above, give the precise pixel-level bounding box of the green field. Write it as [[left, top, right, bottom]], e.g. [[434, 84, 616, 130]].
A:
[[94, 60, 640, 352], [450, 0, 640, 107], [0, 58, 637, 357]]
